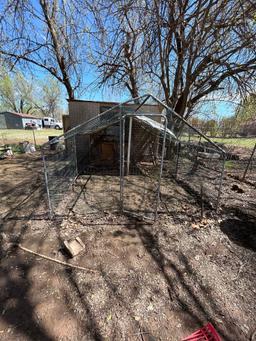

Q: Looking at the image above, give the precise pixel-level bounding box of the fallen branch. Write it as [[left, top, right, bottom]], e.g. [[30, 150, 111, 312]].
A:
[[18, 244, 99, 273]]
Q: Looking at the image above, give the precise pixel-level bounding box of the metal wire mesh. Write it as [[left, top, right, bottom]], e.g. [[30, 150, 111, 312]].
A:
[[42, 135, 77, 216], [243, 144, 256, 185], [151, 97, 226, 211], [164, 131, 225, 209], [42, 94, 227, 219], [222, 140, 256, 186], [120, 113, 168, 221]]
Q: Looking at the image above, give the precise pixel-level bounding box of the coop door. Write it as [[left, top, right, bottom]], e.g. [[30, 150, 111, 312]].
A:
[[120, 115, 165, 221], [100, 142, 115, 165]]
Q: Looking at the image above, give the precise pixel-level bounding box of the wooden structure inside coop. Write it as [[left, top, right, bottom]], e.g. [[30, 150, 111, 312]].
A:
[[65, 99, 163, 174]]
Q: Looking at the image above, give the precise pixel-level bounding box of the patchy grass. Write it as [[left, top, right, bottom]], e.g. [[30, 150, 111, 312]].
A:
[[225, 160, 236, 169], [211, 137, 256, 149], [184, 134, 256, 149], [0, 128, 63, 146]]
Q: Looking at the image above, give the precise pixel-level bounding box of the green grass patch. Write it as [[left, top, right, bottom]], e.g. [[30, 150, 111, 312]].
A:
[[225, 160, 236, 169], [181, 134, 256, 149], [0, 128, 63, 146], [211, 137, 256, 148]]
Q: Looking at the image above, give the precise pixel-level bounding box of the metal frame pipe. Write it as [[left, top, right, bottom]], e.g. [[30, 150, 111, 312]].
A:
[[216, 154, 226, 211], [126, 117, 133, 175], [242, 142, 256, 181], [121, 113, 168, 222], [42, 151, 53, 219]]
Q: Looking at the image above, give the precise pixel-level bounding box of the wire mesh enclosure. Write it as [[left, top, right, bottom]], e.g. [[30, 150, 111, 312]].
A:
[[164, 122, 226, 210], [222, 142, 256, 186], [42, 135, 78, 217], [42, 94, 226, 221], [242, 143, 256, 185], [202, 136, 256, 187], [120, 113, 169, 221]]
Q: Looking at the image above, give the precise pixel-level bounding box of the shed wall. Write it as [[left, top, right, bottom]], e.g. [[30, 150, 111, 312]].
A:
[[68, 101, 101, 129], [63, 115, 71, 133], [2, 112, 23, 129], [68, 100, 161, 129], [68, 100, 162, 173], [0, 114, 7, 129]]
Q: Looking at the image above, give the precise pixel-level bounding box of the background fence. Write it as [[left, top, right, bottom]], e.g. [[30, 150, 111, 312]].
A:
[[220, 138, 256, 186], [0, 128, 63, 153]]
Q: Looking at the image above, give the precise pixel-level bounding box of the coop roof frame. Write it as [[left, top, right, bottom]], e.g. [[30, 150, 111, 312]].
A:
[[41, 94, 226, 157], [42, 94, 227, 219]]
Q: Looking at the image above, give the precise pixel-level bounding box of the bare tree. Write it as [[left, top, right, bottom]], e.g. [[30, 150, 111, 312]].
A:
[[89, 1, 152, 101], [40, 77, 62, 118], [2, 0, 256, 117], [92, 0, 256, 119], [0, 67, 63, 116], [146, 0, 256, 119], [0, 0, 90, 99]]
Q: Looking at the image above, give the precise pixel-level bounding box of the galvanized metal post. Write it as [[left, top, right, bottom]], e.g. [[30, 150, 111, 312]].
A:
[[42, 151, 53, 219], [119, 105, 125, 211], [127, 117, 133, 175], [216, 153, 226, 211], [32, 129, 37, 147], [73, 135, 79, 177], [242, 142, 256, 181], [121, 115, 126, 208], [175, 141, 181, 178], [154, 115, 167, 222]]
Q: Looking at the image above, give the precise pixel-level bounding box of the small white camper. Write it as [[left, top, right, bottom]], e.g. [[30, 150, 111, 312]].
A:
[[42, 117, 63, 130]]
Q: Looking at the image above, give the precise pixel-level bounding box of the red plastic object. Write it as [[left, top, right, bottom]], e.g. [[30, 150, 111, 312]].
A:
[[182, 323, 221, 341]]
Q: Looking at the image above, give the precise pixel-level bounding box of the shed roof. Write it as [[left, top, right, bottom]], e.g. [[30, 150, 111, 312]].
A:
[[134, 115, 176, 140], [43, 93, 225, 156], [67, 98, 158, 107], [0, 111, 41, 119]]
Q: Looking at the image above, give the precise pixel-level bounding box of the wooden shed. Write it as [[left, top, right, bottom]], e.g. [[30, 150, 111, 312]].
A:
[[67, 99, 162, 172], [0, 111, 42, 129]]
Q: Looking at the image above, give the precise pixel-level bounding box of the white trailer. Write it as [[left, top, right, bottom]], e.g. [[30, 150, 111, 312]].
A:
[[22, 117, 42, 129], [42, 117, 63, 130]]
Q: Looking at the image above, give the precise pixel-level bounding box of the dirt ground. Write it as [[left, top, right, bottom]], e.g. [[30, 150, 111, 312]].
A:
[[0, 154, 255, 341]]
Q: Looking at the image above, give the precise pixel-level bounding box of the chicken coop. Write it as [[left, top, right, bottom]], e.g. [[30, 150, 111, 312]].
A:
[[42, 94, 226, 222]]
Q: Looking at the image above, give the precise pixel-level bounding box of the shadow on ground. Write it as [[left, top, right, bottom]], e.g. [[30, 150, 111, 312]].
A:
[[0, 157, 55, 340], [220, 218, 256, 252], [0, 156, 255, 340]]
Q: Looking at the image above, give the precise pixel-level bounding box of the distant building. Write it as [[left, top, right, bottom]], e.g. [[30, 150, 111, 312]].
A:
[[239, 119, 256, 136], [0, 111, 42, 129]]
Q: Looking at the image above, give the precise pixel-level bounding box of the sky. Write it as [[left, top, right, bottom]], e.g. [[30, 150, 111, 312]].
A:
[[215, 102, 239, 117], [197, 101, 239, 119]]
